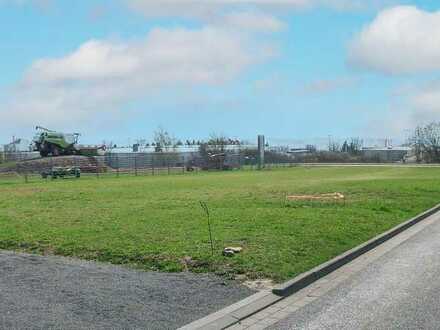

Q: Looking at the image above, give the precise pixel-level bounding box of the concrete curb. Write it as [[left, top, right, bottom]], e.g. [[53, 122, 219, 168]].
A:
[[179, 203, 440, 330], [273, 202, 440, 296], [178, 290, 283, 330]]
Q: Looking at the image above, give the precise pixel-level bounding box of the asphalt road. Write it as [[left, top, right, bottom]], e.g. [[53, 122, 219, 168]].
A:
[[0, 251, 254, 330], [269, 213, 440, 330]]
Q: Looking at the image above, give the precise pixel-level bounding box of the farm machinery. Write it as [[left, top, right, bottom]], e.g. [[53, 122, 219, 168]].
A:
[[32, 126, 105, 157], [41, 166, 81, 179]]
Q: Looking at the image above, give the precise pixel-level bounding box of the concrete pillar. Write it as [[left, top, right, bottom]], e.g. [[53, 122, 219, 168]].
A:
[[258, 135, 265, 170]]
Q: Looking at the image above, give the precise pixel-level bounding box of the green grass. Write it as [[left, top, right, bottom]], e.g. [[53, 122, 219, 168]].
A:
[[1, 166, 440, 282]]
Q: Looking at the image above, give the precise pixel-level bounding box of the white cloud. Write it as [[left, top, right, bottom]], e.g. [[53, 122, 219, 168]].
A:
[[409, 82, 440, 121], [126, 0, 393, 20], [219, 11, 286, 32], [126, 1, 289, 34], [349, 6, 440, 74], [2, 25, 276, 130], [363, 81, 440, 137], [24, 26, 272, 86], [126, 0, 306, 19]]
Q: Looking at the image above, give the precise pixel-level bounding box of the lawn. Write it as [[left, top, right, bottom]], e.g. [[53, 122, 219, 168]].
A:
[[0, 166, 439, 282]]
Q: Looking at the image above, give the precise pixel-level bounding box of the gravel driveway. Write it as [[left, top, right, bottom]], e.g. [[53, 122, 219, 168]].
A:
[[0, 251, 254, 329]]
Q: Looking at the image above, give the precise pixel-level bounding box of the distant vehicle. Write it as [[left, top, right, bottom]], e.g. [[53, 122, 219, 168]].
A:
[[192, 152, 240, 171], [41, 166, 81, 179], [32, 126, 105, 157]]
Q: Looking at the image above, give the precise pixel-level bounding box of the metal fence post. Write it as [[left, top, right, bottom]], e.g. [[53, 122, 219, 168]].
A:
[[96, 157, 99, 178], [134, 155, 138, 176], [152, 155, 155, 176]]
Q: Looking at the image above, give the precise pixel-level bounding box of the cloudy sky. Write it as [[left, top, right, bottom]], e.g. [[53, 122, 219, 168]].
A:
[[1, 0, 439, 144]]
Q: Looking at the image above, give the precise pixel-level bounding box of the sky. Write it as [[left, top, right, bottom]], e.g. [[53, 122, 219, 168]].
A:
[[1, 0, 440, 145]]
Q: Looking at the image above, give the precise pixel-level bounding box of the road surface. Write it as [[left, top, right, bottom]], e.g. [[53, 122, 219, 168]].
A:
[[0, 251, 254, 330], [233, 210, 440, 329]]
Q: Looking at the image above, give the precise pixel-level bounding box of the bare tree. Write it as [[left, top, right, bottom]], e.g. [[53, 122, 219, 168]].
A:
[[341, 137, 363, 155], [198, 133, 231, 170], [350, 137, 364, 155], [328, 140, 341, 152], [411, 122, 440, 163], [207, 133, 229, 152], [153, 127, 174, 152]]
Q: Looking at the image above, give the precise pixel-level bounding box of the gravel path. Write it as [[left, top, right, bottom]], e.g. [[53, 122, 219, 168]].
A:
[[0, 251, 255, 330]]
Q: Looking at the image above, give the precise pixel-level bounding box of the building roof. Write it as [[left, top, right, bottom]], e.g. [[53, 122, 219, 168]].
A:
[[362, 146, 411, 152]]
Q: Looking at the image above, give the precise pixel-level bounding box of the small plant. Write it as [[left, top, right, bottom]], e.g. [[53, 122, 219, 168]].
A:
[[199, 201, 214, 257]]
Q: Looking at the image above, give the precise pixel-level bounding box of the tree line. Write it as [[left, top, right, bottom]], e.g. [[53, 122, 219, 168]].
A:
[[108, 122, 440, 164]]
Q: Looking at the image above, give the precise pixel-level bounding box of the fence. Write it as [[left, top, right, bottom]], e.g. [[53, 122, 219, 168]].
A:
[[0, 151, 40, 163], [0, 148, 413, 183], [0, 150, 268, 181]]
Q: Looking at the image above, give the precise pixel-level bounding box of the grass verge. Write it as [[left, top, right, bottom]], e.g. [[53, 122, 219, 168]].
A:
[[1, 166, 439, 282]]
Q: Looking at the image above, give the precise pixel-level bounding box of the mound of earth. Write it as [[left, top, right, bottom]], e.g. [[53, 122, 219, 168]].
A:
[[3, 156, 108, 174]]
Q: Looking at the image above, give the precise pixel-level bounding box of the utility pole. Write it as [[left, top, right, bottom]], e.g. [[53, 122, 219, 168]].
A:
[[258, 135, 265, 170]]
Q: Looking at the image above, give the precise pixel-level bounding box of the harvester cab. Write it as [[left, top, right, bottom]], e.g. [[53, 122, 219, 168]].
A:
[[33, 126, 80, 157]]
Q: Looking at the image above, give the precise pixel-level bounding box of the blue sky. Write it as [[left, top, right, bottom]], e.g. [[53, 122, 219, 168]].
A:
[[1, 0, 440, 146]]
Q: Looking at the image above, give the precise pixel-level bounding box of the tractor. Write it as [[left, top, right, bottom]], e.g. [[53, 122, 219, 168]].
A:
[[32, 126, 80, 157]]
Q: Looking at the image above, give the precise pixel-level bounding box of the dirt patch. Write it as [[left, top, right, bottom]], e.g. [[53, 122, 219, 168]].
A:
[[287, 192, 345, 201]]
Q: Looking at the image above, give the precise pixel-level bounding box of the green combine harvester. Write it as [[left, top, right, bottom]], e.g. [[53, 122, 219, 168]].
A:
[[32, 126, 105, 157]]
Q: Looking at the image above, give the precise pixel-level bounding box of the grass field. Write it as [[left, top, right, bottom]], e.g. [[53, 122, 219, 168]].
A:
[[1, 166, 440, 282]]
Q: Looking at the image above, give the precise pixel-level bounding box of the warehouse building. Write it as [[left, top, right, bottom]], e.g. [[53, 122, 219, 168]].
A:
[[361, 146, 411, 162]]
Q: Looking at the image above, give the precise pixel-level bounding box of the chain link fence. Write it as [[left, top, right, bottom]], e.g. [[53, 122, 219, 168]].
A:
[[0, 146, 412, 183]]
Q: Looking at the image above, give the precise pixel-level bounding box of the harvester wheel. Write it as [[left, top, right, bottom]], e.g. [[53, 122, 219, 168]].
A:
[[52, 146, 60, 157], [40, 142, 49, 157]]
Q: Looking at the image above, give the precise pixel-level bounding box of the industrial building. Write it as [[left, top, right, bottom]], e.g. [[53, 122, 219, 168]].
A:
[[361, 147, 411, 162]]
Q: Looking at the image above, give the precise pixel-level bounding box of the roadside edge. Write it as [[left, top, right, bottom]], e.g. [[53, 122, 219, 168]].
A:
[[179, 203, 440, 330], [273, 202, 440, 296]]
